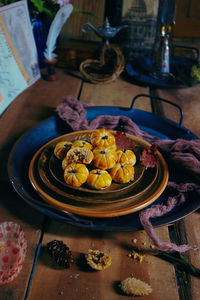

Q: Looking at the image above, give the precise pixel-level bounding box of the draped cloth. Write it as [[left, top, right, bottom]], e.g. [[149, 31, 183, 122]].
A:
[[56, 95, 200, 252]]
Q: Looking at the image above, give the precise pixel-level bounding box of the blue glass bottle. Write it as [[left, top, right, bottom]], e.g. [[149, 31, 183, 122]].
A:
[[32, 12, 51, 68]]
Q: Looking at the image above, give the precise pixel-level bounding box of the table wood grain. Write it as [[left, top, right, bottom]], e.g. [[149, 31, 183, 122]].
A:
[[153, 86, 200, 300], [0, 68, 199, 300], [28, 224, 179, 300]]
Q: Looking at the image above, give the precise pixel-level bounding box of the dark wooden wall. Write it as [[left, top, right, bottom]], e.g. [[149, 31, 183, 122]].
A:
[[174, 0, 200, 38], [59, 0, 200, 47]]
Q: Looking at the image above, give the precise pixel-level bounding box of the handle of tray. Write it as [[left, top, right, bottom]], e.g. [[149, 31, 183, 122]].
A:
[[130, 94, 183, 126], [173, 45, 199, 61]]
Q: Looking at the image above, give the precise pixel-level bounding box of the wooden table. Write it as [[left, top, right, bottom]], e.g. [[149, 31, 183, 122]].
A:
[[0, 68, 200, 300]]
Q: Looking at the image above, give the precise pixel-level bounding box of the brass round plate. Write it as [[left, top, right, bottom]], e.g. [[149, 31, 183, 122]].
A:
[[28, 130, 169, 217], [34, 130, 157, 203], [36, 145, 157, 204]]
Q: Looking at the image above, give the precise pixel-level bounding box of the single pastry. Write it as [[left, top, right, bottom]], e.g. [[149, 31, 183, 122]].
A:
[[63, 163, 89, 187], [54, 141, 72, 159], [116, 149, 136, 166], [91, 128, 116, 148], [66, 146, 94, 164], [87, 169, 112, 189], [93, 147, 117, 169], [72, 140, 93, 150], [110, 163, 135, 183], [85, 249, 111, 271]]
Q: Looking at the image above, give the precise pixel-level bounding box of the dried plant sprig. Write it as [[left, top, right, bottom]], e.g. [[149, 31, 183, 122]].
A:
[[156, 251, 200, 278], [114, 131, 135, 150], [140, 144, 159, 168]]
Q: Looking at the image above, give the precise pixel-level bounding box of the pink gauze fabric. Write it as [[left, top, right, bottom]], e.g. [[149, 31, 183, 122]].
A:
[[56, 95, 200, 253]]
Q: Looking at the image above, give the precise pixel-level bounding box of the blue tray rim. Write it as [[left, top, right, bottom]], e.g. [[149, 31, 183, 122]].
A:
[[7, 108, 200, 231]]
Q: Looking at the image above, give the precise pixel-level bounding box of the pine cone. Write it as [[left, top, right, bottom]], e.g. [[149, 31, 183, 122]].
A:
[[47, 240, 73, 268]]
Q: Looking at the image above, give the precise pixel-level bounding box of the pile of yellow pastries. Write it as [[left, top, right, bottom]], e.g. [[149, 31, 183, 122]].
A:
[[54, 128, 137, 190]]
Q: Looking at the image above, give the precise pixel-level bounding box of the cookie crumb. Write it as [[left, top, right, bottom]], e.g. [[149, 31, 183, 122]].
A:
[[129, 251, 143, 263], [58, 291, 64, 296], [133, 252, 143, 263]]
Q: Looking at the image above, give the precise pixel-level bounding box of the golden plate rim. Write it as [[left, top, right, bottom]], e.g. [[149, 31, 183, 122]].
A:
[[28, 130, 169, 218], [31, 130, 158, 204]]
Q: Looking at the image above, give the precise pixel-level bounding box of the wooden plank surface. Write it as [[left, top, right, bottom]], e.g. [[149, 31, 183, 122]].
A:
[[183, 213, 200, 300], [0, 187, 42, 300], [28, 222, 179, 300], [1, 68, 199, 299], [152, 85, 200, 138], [175, 0, 200, 38], [0, 69, 82, 299], [152, 86, 200, 300], [80, 78, 151, 111], [27, 77, 179, 300], [60, 0, 105, 44], [0, 69, 81, 183]]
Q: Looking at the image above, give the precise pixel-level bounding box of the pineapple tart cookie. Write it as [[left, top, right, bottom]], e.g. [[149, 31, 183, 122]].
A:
[[85, 249, 111, 271]]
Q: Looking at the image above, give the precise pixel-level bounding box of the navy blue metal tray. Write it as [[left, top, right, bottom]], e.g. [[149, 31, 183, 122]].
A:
[[125, 55, 199, 89], [8, 104, 199, 231]]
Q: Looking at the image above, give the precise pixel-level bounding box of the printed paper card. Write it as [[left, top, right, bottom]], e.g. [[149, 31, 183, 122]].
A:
[[0, 0, 41, 87], [0, 14, 29, 115]]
